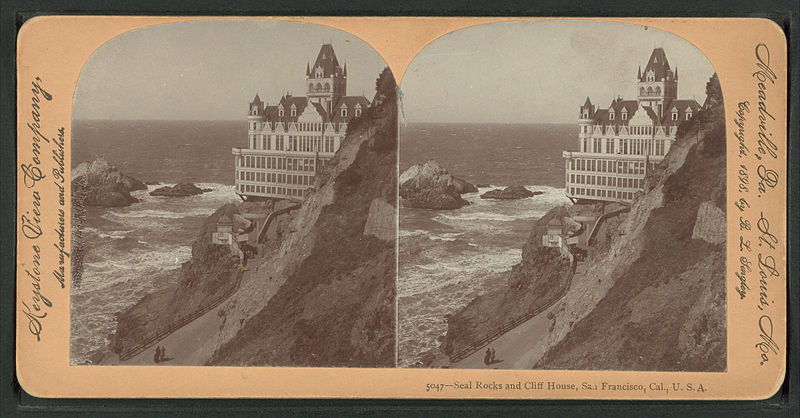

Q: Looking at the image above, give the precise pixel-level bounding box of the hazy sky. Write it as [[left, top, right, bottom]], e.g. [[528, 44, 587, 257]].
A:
[[400, 20, 715, 124], [73, 20, 388, 120]]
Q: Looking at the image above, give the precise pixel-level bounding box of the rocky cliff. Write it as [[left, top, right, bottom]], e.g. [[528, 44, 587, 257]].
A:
[[399, 160, 476, 209], [444, 74, 726, 371], [206, 68, 398, 367]]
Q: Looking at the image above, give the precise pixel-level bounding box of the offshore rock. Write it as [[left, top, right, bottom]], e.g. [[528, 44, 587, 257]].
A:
[[150, 182, 208, 197], [71, 157, 147, 207], [399, 160, 474, 210], [479, 185, 541, 200]]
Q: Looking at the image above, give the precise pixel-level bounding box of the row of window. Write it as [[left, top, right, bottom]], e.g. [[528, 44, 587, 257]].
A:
[[249, 122, 348, 133], [639, 86, 663, 96], [238, 183, 306, 198], [568, 187, 636, 201], [271, 107, 362, 119], [579, 137, 667, 156], [248, 133, 340, 154], [568, 158, 654, 175], [308, 82, 331, 93], [568, 174, 643, 190], [238, 170, 314, 186], [239, 155, 317, 172]]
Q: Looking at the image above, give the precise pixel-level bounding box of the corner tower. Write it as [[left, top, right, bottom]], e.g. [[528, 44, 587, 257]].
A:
[[306, 43, 346, 115], [247, 93, 264, 149]]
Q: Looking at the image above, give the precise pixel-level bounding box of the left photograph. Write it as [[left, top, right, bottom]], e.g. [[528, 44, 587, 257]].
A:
[[70, 20, 398, 367]]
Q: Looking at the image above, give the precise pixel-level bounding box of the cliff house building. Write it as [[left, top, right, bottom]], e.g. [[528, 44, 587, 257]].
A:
[[233, 43, 370, 201], [563, 47, 700, 203]]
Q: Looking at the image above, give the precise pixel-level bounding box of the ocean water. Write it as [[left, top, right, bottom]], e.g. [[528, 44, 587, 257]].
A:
[[69, 120, 576, 365], [70, 121, 243, 364], [398, 123, 574, 367]]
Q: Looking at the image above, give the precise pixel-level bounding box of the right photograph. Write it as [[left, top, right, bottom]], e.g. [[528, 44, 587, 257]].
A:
[[398, 20, 726, 371]]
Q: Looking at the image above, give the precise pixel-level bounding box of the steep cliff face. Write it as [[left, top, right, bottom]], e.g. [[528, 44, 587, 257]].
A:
[[443, 75, 726, 371], [534, 76, 726, 371], [207, 68, 398, 367]]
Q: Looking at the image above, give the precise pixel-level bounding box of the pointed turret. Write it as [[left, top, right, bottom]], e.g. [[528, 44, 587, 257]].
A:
[[306, 62, 310, 76], [343, 62, 348, 77], [248, 93, 264, 117], [674, 66, 678, 80], [580, 96, 595, 119], [638, 65, 642, 80]]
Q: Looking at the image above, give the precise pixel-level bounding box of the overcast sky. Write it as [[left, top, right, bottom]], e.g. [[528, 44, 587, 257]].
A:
[[400, 20, 715, 124], [73, 20, 388, 120]]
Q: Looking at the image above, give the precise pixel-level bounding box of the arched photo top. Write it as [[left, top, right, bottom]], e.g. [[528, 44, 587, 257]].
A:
[[400, 20, 715, 125], [73, 19, 391, 122]]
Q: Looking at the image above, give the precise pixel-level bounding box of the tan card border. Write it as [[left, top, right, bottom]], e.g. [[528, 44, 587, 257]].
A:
[[16, 16, 788, 399]]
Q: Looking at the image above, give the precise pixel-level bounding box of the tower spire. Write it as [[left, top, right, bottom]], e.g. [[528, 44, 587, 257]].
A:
[[638, 65, 642, 80], [306, 61, 310, 76]]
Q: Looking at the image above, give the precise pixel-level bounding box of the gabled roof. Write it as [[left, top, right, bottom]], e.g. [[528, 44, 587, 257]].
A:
[[662, 98, 701, 126], [311, 102, 328, 119], [330, 95, 371, 123], [594, 100, 638, 127], [547, 217, 562, 227]]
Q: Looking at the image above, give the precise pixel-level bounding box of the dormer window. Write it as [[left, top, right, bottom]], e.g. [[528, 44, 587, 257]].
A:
[[355, 108, 361, 117], [291, 109, 296, 117], [278, 109, 284, 117], [685, 111, 692, 120], [609, 111, 615, 120], [621, 110, 627, 120], [672, 111, 678, 121], [647, 70, 655, 82], [341, 108, 347, 117]]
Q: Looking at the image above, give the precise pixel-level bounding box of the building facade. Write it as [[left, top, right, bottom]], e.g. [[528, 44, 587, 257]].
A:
[[563, 48, 700, 203], [233, 43, 370, 200]]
